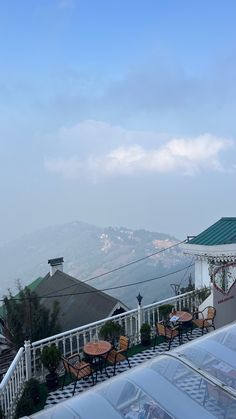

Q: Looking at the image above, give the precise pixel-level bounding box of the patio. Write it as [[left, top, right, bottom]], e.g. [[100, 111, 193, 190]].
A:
[[0, 289, 212, 418], [27, 322, 236, 419], [45, 327, 203, 408]]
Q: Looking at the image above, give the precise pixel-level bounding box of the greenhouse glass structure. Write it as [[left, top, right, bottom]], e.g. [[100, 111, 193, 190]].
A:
[[30, 322, 236, 419]]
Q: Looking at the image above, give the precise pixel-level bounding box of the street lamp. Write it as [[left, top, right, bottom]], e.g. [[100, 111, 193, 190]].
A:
[[136, 292, 143, 306]]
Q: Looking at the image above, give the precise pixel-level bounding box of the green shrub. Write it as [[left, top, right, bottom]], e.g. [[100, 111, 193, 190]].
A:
[[99, 320, 122, 344], [24, 378, 41, 403], [140, 323, 151, 346], [14, 379, 47, 418], [41, 345, 61, 374], [159, 304, 174, 321], [197, 286, 211, 304], [15, 395, 34, 418]]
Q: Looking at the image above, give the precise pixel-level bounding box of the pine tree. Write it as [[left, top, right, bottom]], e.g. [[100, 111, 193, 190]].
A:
[[3, 285, 61, 347]]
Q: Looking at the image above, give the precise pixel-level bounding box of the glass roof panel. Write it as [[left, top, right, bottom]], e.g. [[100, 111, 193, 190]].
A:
[[176, 323, 236, 392], [98, 377, 173, 418], [148, 356, 236, 418]]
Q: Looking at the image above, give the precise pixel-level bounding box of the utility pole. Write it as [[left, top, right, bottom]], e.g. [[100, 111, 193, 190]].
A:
[[170, 283, 180, 296]]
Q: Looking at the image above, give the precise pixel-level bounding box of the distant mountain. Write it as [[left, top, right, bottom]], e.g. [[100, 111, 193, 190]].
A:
[[0, 221, 192, 308]]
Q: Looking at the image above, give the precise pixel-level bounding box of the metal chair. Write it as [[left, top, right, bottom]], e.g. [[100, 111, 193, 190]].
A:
[[203, 381, 232, 418], [61, 354, 95, 396], [105, 336, 131, 376], [153, 321, 181, 350], [192, 306, 216, 335]]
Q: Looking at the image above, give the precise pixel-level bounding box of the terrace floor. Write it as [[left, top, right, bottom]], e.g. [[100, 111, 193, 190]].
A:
[[45, 327, 203, 409]]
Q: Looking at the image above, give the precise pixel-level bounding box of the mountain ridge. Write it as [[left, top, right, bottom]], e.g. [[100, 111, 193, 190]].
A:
[[0, 221, 192, 307]]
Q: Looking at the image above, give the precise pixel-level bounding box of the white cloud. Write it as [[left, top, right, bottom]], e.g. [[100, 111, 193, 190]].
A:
[[44, 120, 234, 180]]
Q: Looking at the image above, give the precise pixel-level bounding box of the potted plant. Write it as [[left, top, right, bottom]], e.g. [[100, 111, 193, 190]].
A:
[[41, 345, 61, 389], [159, 304, 174, 321], [99, 320, 122, 346], [24, 378, 41, 404], [140, 323, 151, 346]]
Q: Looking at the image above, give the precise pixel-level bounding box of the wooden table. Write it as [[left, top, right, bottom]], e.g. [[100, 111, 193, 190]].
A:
[[169, 311, 193, 342], [83, 340, 112, 380], [84, 340, 112, 357], [170, 311, 193, 323]]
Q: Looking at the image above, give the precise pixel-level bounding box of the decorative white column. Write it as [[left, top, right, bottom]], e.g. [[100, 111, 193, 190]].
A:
[[24, 340, 32, 380]]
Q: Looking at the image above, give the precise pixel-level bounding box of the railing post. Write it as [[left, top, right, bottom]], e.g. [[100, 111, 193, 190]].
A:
[[24, 340, 32, 380], [137, 305, 143, 342]]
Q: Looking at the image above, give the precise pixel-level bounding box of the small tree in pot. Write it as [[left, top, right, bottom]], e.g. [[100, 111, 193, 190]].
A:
[[140, 323, 151, 346], [99, 320, 122, 346], [41, 345, 61, 390]]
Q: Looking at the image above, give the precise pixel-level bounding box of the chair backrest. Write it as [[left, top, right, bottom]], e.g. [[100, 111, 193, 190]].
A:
[[61, 356, 70, 373], [156, 322, 178, 339], [207, 306, 216, 320], [62, 356, 83, 378], [156, 322, 165, 337], [119, 336, 129, 351]]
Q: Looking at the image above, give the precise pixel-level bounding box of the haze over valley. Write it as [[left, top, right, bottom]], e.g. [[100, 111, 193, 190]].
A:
[[0, 221, 192, 308]]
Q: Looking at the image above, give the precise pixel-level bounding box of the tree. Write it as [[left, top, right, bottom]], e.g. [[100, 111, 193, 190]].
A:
[[3, 285, 61, 347], [180, 274, 195, 294]]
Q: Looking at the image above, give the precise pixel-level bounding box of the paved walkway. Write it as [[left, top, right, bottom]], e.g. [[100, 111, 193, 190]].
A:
[[45, 328, 203, 408]]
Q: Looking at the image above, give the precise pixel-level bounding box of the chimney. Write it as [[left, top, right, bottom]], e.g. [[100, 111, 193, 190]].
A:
[[48, 257, 64, 276]]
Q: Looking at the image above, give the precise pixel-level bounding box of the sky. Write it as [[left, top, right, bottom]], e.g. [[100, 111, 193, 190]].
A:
[[1, 0, 236, 244]]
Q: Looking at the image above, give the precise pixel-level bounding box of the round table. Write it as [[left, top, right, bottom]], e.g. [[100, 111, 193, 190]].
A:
[[170, 311, 193, 343], [83, 340, 112, 357], [173, 311, 193, 322], [84, 341, 112, 381]]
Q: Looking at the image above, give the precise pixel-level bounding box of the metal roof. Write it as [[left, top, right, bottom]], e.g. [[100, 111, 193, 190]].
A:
[[188, 217, 236, 246], [35, 270, 127, 332]]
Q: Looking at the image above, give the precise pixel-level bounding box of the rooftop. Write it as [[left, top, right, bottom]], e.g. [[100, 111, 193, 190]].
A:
[[0, 287, 227, 418], [31, 323, 236, 419], [36, 270, 127, 331], [44, 327, 203, 409], [188, 217, 236, 246]]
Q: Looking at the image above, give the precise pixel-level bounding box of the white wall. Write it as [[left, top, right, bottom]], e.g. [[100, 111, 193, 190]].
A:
[[213, 281, 236, 328], [195, 258, 211, 289]]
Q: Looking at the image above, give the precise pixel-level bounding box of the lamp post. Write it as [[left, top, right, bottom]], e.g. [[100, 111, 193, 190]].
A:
[[136, 293, 143, 342], [136, 292, 143, 306]]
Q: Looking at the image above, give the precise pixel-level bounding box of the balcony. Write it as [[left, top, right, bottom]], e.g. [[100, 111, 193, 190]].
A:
[[0, 288, 209, 418]]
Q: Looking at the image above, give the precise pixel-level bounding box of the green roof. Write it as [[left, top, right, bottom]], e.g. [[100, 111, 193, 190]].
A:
[[0, 277, 44, 318], [189, 218, 236, 246], [26, 276, 44, 292]]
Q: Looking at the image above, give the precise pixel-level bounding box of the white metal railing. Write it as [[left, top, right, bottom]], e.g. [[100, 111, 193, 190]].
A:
[[30, 289, 202, 381], [0, 348, 26, 418], [30, 306, 139, 380], [0, 287, 208, 417]]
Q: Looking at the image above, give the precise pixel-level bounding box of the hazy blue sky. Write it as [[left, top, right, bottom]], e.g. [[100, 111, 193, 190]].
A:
[[1, 0, 236, 243]]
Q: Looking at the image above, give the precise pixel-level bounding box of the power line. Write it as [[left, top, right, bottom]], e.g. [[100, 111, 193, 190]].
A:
[[177, 256, 195, 289], [45, 239, 187, 297], [1, 262, 194, 302]]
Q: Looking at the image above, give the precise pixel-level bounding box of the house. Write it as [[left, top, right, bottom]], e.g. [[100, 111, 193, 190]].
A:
[[182, 217, 236, 328], [182, 217, 236, 289], [34, 258, 128, 332]]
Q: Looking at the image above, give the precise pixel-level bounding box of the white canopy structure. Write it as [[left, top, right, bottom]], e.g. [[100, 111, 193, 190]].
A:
[[29, 322, 236, 418]]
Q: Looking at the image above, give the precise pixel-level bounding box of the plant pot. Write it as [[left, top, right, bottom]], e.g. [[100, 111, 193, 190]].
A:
[[141, 338, 151, 346], [45, 372, 58, 390]]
